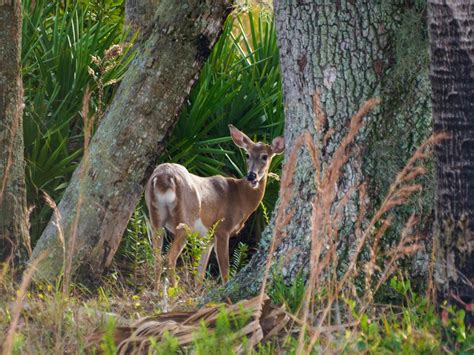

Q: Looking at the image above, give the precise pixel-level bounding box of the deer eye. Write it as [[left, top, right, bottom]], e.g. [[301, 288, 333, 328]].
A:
[[261, 155, 268, 161]]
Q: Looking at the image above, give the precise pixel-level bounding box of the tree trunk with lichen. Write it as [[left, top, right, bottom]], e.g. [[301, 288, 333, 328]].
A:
[[0, 0, 30, 264], [217, 1, 405, 301], [428, 0, 474, 319], [30, 0, 231, 281], [125, 0, 160, 34]]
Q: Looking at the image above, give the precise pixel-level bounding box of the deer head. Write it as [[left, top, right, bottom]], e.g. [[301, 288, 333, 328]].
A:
[[229, 124, 284, 188]]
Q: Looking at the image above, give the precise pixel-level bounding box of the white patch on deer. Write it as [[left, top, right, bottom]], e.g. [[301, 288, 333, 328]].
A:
[[155, 189, 176, 226], [157, 189, 176, 204], [193, 218, 208, 236]]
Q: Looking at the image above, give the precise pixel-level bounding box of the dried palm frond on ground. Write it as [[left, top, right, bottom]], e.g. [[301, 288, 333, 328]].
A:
[[88, 294, 289, 354]]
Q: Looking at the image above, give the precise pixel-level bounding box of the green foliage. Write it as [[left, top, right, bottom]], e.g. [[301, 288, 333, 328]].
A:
[[154, 282, 471, 354], [230, 242, 250, 277], [100, 317, 118, 355], [268, 272, 306, 314], [149, 331, 180, 355], [341, 276, 474, 354], [265, 274, 473, 353], [193, 306, 251, 355], [116, 207, 154, 268], [12, 333, 26, 354], [179, 222, 216, 278], [144, 305, 252, 354], [22, 0, 134, 241]]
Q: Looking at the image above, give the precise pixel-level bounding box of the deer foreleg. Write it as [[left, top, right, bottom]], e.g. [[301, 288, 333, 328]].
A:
[[197, 242, 214, 283], [215, 233, 230, 283]]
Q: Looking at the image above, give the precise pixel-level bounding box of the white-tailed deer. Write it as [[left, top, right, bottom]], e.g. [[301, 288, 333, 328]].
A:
[[145, 125, 284, 286]]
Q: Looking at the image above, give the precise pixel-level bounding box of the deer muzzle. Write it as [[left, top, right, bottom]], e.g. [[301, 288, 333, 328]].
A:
[[246, 171, 257, 182]]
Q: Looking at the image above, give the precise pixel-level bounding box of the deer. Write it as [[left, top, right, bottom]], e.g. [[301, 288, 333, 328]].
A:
[[145, 125, 284, 287]]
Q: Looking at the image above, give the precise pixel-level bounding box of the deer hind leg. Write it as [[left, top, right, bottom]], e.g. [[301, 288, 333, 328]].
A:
[[151, 228, 164, 291], [215, 233, 230, 283]]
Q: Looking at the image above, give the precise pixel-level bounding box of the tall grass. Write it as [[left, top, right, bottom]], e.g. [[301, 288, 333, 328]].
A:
[[2, 253, 46, 355], [260, 93, 448, 353]]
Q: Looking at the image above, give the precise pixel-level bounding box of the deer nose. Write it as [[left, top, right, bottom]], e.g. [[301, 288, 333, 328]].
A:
[[246, 172, 257, 181]]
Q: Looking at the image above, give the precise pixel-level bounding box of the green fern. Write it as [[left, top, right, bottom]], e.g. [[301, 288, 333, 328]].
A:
[[230, 242, 250, 277]]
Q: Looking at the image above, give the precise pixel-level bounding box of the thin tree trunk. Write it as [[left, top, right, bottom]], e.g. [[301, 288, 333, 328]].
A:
[[30, 0, 231, 281], [218, 1, 401, 301], [0, 0, 30, 264], [428, 0, 474, 316]]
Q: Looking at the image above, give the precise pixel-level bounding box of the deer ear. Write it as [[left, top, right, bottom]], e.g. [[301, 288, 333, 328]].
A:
[[229, 124, 253, 150], [271, 136, 285, 155]]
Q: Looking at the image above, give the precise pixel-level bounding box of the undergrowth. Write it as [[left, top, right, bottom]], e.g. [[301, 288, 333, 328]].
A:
[[1, 272, 472, 354]]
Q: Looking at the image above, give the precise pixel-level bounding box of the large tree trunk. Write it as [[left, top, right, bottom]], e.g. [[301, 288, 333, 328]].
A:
[[428, 0, 474, 316], [219, 1, 403, 301], [125, 0, 159, 34], [30, 0, 231, 281], [0, 0, 30, 264]]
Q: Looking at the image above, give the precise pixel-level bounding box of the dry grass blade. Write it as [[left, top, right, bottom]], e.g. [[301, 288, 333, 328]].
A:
[[42, 192, 65, 271], [301, 132, 448, 352], [87, 294, 289, 354], [61, 88, 95, 295], [294, 98, 380, 354], [2, 252, 46, 355]]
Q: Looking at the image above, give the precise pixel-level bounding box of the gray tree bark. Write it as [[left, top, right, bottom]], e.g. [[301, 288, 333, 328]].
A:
[[428, 0, 474, 317], [125, 0, 159, 34], [219, 1, 403, 301], [0, 0, 30, 264], [30, 0, 231, 281]]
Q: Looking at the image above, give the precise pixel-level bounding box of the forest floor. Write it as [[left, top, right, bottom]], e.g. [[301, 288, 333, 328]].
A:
[[1, 260, 473, 354], [0, 263, 219, 353]]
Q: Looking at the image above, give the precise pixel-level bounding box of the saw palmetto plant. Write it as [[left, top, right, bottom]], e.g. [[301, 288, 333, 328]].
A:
[[22, 0, 133, 241]]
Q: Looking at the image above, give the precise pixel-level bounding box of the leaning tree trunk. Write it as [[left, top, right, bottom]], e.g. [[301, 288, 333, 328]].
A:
[[0, 0, 30, 264], [30, 0, 231, 281], [428, 0, 474, 316], [219, 1, 403, 301]]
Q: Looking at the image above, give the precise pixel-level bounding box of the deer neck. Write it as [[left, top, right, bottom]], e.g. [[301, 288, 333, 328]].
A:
[[237, 174, 268, 214]]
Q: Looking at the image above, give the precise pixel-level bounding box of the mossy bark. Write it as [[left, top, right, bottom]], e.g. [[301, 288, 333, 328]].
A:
[[0, 0, 30, 264], [428, 0, 474, 316], [218, 1, 403, 301], [30, 0, 231, 281]]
